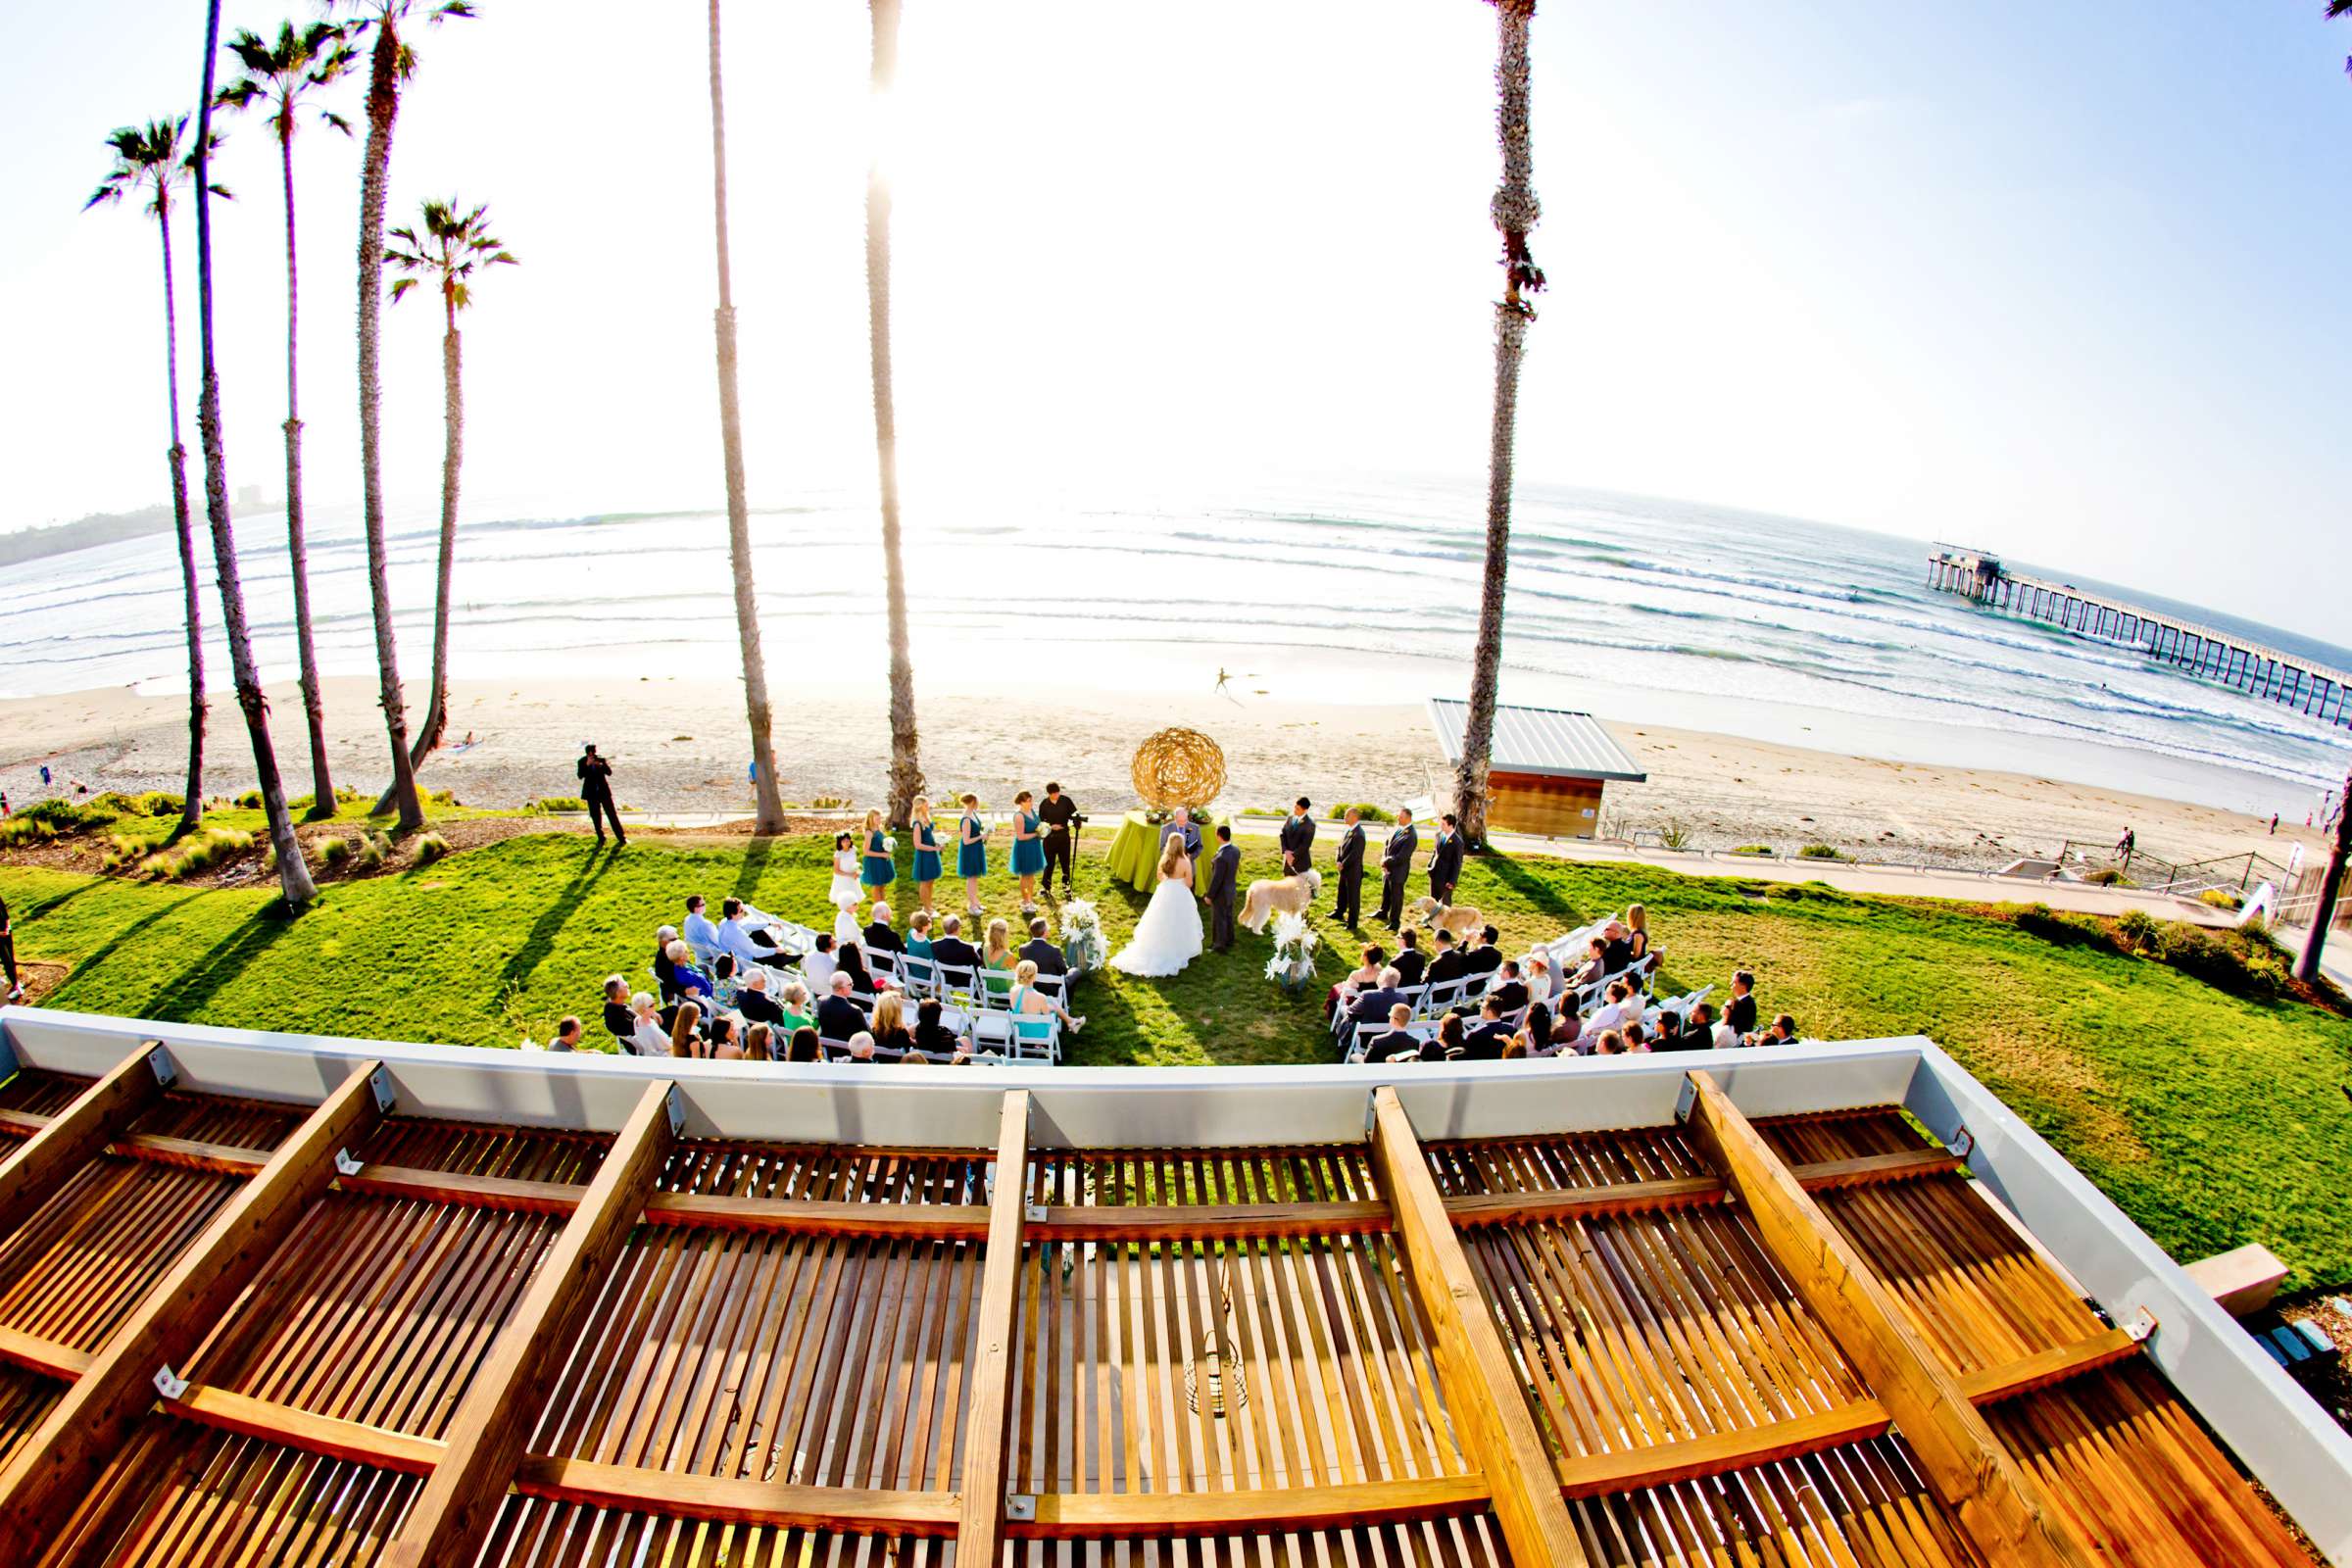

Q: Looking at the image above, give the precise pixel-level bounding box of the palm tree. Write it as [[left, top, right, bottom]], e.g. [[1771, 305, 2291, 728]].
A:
[[194, 0, 318, 909], [380, 198, 514, 801], [707, 0, 786, 834], [86, 118, 215, 837], [867, 0, 924, 827], [332, 0, 474, 834], [1450, 0, 1545, 849], [2332, 0, 2352, 75], [217, 20, 357, 821], [2294, 768, 2349, 986]]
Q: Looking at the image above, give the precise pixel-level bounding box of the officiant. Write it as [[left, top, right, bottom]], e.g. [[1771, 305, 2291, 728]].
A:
[[1159, 807, 1203, 879]]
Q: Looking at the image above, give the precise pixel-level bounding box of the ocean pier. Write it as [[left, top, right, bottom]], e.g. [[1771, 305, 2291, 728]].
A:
[[1926, 549, 2352, 730]]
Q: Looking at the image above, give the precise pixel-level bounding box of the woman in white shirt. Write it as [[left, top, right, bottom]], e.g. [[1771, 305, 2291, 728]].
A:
[[628, 994, 670, 1056]]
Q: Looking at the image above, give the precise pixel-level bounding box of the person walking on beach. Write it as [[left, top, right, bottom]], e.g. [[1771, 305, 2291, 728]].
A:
[[1038, 782, 1079, 897], [1332, 808, 1366, 928], [1377, 808, 1418, 927], [2115, 825, 2134, 859], [1280, 798, 1315, 877], [577, 745, 625, 846], [1205, 824, 1241, 953], [1428, 813, 1463, 906]]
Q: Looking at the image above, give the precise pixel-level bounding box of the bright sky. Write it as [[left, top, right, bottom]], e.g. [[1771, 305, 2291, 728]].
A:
[[3, 1, 2347, 640]]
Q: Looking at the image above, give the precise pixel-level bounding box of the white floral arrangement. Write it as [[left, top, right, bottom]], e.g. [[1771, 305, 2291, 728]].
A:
[[1060, 899, 1106, 973], [1264, 910, 1319, 990]]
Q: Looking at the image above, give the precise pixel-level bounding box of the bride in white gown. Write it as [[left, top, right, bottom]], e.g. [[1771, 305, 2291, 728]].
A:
[[1110, 832, 1203, 977]]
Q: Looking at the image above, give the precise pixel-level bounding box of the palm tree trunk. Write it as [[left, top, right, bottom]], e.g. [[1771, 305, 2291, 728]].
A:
[[1451, 0, 1543, 850], [867, 0, 923, 829], [195, 0, 316, 910], [709, 0, 786, 835], [2293, 766, 2351, 985], [367, 309, 461, 821], [357, 13, 424, 831], [278, 122, 334, 818], [158, 211, 205, 835]]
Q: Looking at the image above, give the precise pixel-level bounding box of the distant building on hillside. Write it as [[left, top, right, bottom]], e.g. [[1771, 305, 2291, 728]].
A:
[[1426, 697, 1646, 839]]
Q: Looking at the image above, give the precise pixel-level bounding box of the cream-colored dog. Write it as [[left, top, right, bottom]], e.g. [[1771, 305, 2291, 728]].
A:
[[1405, 896, 1482, 942], [1240, 868, 1323, 934]]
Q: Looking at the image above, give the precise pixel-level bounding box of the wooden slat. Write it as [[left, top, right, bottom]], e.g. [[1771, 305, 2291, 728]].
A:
[[1025, 1199, 1390, 1242], [1446, 1174, 1725, 1227], [162, 1382, 445, 1476], [1369, 1086, 1589, 1568], [0, 1041, 170, 1241], [1016, 1474, 1494, 1539], [1681, 1069, 2098, 1568], [955, 1089, 1030, 1563], [1556, 1400, 1896, 1498], [383, 1079, 678, 1568], [1958, 1325, 2143, 1406], [337, 1163, 585, 1215], [643, 1191, 990, 1238], [113, 1131, 270, 1176], [1789, 1148, 1963, 1191], [513, 1455, 957, 1535], [0, 1326, 90, 1383], [0, 1056, 387, 1560]]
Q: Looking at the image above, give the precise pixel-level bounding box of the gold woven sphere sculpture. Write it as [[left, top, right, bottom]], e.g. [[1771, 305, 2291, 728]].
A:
[[1130, 727, 1226, 811]]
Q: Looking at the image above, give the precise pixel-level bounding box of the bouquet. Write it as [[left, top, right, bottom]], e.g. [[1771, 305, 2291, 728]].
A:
[[1264, 910, 1320, 993], [1060, 899, 1107, 974]]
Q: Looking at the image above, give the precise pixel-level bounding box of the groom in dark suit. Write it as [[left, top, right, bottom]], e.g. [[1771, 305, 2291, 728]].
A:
[[1205, 825, 1242, 952], [1378, 808, 1418, 927], [1332, 808, 1366, 927], [1428, 812, 1464, 906], [1280, 797, 1315, 877]]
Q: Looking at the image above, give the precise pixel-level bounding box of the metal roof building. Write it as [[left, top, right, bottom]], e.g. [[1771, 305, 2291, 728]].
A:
[[1428, 700, 1647, 839]]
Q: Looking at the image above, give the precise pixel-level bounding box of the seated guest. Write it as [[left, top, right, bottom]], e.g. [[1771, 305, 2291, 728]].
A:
[[786, 1026, 822, 1063], [665, 942, 716, 1005], [744, 1022, 773, 1060], [1499, 1037, 1531, 1059], [1008, 959, 1086, 1042], [652, 925, 682, 1000], [1435, 1012, 1469, 1060], [1018, 917, 1066, 978], [1696, 1002, 1737, 1050], [845, 1030, 878, 1062], [930, 914, 980, 973], [776, 980, 814, 1037], [896, 1042, 930, 1065], [1552, 1009, 1584, 1054], [736, 967, 785, 1026], [601, 975, 634, 1045], [1724, 970, 1758, 1036], [1392, 928, 1426, 989], [710, 954, 740, 1009], [682, 895, 723, 958], [1365, 1002, 1419, 1061], [708, 1013, 743, 1058], [1626, 904, 1651, 962], [815, 973, 866, 1041], [1514, 1002, 1553, 1056], [864, 901, 905, 957], [869, 992, 916, 1057], [1462, 998, 1514, 1059], [716, 898, 775, 966], [1750, 1012, 1798, 1048], [837, 941, 879, 997], [803, 933, 837, 994], [1572, 936, 1607, 990], [1466, 926, 1504, 976], [1586, 980, 1635, 1034], [1424, 929, 1467, 986], [982, 919, 1016, 998], [906, 910, 935, 959], [1622, 1021, 1649, 1054], [712, 1030, 747, 1062], [667, 1002, 703, 1057], [628, 993, 670, 1056], [912, 998, 962, 1057], [550, 1015, 584, 1053], [1330, 944, 1386, 1020], [1600, 919, 1634, 974], [1487, 960, 1529, 1015], [1591, 1027, 1626, 1055], [1346, 967, 1407, 1030], [1651, 1005, 1709, 1053]]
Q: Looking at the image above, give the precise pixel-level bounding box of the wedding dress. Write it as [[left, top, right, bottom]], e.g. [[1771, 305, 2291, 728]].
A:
[[1110, 865, 1203, 977]]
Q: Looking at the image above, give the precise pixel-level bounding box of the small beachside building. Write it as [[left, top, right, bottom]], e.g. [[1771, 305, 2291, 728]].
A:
[[1427, 697, 1647, 839]]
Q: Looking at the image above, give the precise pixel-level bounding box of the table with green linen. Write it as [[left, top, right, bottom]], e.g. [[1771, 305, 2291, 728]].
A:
[[1104, 810, 1162, 893]]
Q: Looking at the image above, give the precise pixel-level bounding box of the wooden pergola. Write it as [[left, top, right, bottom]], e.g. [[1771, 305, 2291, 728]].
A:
[[0, 1024, 2330, 1566]]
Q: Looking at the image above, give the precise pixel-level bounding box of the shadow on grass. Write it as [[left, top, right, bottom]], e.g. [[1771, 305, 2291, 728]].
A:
[[15, 878, 107, 925], [160, 904, 302, 1020], [500, 841, 617, 992], [42, 891, 210, 1010], [1477, 852, 1591, 926], [732, 836, 773, 906]]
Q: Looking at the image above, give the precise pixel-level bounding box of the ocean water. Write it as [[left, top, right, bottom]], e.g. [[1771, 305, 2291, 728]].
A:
[[4, 473, 2346, 815]]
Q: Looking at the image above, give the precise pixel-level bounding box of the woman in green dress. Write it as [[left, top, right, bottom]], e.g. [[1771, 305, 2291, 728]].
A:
[[859, 808, 896, 916], [910, 798, 944, 915], [1009, 790, 1045, 914], [956, 793, 989, 918]]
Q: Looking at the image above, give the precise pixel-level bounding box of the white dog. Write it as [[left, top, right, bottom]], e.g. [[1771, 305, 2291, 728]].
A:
[[1240, 868, 1322, 934], [1405, 896, 1482, 942]]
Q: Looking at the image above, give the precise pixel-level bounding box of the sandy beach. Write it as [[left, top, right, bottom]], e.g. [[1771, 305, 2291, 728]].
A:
[[0, 674, 2322, 875]]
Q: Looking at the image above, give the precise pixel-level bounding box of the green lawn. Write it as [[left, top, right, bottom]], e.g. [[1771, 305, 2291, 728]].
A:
[[4, 829, 2349, 1289]]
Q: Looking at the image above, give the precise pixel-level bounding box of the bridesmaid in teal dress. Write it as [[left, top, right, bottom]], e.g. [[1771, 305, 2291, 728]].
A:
[[1009, 790, 1046, 914], [909, 798, 943, 915], [859, 809, 896, 913], [956, 792, 990, 917]]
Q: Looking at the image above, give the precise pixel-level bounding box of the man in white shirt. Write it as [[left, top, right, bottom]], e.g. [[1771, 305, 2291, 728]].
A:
[[714, 898, 770, 969], [803, 935, 838, 994], [682, 895, 723, 961], [1585, 980, 1638, 1036]]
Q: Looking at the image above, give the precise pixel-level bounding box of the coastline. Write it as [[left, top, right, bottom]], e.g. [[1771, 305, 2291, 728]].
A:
[[0, 674, 2321, 873]]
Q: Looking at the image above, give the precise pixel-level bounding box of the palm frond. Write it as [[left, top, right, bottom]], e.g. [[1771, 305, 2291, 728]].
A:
[[2330, 0, 2352, 19], [388, 276, 420, 302]]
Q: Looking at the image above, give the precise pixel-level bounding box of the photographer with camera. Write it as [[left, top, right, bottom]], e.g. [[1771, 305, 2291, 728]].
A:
[[1038, 781, 1082, 897]]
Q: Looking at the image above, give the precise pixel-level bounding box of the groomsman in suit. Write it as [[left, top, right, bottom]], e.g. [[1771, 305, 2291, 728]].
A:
[[1331, 808, 1366, 927], [1280, 797, 1316, 876], [1428, 812, 1464, 906], [1377, 808, 1418, 927], [1205, 825, 1242, 952]]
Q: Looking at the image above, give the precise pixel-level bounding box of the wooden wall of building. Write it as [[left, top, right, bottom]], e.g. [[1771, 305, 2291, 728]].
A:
[[1489, 771, 1605, 839]]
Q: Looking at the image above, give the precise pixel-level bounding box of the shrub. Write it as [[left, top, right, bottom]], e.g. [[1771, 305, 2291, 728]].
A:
[[414, 832, 452, 866], [1327, 803, 1394, 823], [1798, 843, 1843, 860], [2116, 907, 2159, 953], [522, 797, 587, 816], [1657, 819, 1692, 851], [2084, 867, 2127, 886], [133, 826, 254, 881], [319, 836, 352, 865], [2198, 888, 2241, 912], [1731, 844, 1774, 858], [354, 833, 387, 870], [809, 795, 849, 809], [234, 789, 263, 808]]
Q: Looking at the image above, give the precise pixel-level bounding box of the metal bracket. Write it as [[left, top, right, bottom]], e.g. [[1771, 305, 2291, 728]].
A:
[[1364, 1089, 1384, 1139], [1948, 1124, 1976, 1160], [1024, 1203, 1049, 1224], [1673, 1074, 1698, 1124], [664, 1085, 685, 1139], [368, 1066, 396, 1115], [146, 1044, 177, 1089], [334, 1149, 363, 1178], [153, 1364, 188, 1401], [2127, 1307, 2158, 1343], [1005, 1494, 1037, 1522]]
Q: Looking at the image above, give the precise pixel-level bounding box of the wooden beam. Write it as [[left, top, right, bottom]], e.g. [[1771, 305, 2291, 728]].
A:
[[1957, 1326, 2143, 1406], [1369, 1086, 1588, 1568], [163, 1383, 444, 1476], [0, 1326, 89, 1382], [0, 1057, 388, 1561], [513, 1456, 956, 1536], [383, 1078, 677, 1568], [1026, 1198, 1389, 1242], [0, 1041, 171, 1241], [1556, 1401, 1893, 1498], [1016, 1474, 1494, 1539], [955, 1089, 1029, 1564], [1680, 1070, 2098, 1568]]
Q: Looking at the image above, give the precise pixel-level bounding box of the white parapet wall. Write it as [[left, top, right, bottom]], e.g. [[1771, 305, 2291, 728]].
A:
[[3, 1004, 2349, 1563]]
